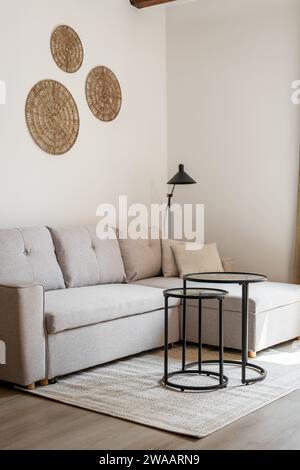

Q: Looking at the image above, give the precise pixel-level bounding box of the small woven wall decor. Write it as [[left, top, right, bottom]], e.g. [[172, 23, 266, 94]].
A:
[[25, 79, 80, 155], [51, 25, 83, 73], [86, 66, 122, 122]]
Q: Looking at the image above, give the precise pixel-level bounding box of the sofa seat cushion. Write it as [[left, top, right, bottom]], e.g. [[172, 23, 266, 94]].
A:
[[134, 277, 300, 314], [0, 227, 65, 291], [45, 284, 179, 334]]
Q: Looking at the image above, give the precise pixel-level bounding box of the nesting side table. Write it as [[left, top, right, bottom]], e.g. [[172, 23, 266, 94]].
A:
[[183, 272, 268, 385], [163, 287, 229, 392]]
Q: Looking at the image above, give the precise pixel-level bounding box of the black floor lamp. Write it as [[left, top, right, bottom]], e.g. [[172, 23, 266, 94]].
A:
[[166, 164, 197, 238]]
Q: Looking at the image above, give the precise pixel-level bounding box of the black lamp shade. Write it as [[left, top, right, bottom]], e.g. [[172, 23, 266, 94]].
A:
[[167, 164, 196, 185]]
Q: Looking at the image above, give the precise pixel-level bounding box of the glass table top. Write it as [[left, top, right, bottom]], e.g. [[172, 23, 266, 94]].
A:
[[183, 272, 268, 284], [164, 288, 228, 299]]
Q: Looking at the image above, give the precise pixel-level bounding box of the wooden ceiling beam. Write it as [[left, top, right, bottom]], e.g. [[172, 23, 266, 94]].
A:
[[130, 0, 176, 8]]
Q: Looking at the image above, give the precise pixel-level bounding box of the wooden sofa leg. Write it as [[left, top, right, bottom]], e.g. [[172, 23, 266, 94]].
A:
[[248, 351, 256, 359], [38, 379, 49, 386], [25, 383, 35, 390], [296, 336, 300, 341]]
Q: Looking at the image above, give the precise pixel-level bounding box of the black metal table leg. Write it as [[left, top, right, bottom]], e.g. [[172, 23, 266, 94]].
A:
[[182, 279, 187, 371], [219, 298, 224, 385], [241, 282, 248, 384], [164, 296, 168, 385], [198, 298, 202, 373]]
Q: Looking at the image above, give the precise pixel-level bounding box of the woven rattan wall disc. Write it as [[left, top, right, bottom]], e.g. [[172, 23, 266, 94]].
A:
[[86, 66, 122, 122], [25, 80, 80, 155], [51, 25, 83, 73]]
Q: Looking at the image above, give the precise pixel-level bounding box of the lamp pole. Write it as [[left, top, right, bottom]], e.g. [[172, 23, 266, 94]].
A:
[[167, 184, 176, 239]]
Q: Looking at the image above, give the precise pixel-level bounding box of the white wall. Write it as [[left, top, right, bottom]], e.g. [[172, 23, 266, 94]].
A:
[[1, 0, 299, 282], [167, 0, 300, 281], [0, 0, 167, 227]]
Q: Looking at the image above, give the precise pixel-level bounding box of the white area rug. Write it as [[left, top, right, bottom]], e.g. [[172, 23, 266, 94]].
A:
[[20, 341, 300, 438]]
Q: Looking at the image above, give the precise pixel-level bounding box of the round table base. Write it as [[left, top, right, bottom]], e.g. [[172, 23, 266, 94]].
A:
[[186, 360, 267, 385], [163, 369, 228, 392]]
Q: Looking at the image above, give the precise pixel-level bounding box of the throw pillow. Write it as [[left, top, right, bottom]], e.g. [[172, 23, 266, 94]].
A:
[[171, 242, 224, 278], [118, 235, 162, 282], [162, 239, 184, 277]]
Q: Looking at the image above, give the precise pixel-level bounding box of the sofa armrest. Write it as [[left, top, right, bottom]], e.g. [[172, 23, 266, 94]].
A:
[[0, 282, 46, 386], [222, 258, 235, 272]]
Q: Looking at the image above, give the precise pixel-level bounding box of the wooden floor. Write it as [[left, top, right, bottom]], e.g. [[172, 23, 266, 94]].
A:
[[1, 380, 300, 450]]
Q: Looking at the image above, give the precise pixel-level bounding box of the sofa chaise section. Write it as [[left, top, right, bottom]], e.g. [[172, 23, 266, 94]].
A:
[[135, 277, 300, 354]]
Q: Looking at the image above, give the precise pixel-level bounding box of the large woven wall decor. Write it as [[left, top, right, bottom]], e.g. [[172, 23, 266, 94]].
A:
[[25, 80, 80, 155], [51, 25, 83, 73], [86, 66, 122, 122]]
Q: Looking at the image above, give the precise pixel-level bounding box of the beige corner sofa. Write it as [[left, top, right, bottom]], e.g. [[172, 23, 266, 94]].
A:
[[0, 225, 300, 389]]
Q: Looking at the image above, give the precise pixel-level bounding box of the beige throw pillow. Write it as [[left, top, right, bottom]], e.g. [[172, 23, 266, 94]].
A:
[[171, 242, 224, 278], [162, 239, 184, 277], [118, 236, 162, 282]]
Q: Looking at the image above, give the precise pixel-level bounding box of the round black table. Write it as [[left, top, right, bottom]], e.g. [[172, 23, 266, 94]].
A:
[[183, 272, 268, 385], [163, 287, 229, 392]]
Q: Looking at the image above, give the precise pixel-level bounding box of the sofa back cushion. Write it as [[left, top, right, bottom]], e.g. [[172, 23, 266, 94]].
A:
[[0, 227, 65, 291], [118, 236, 162, 282], [49, 225, 125, 288]]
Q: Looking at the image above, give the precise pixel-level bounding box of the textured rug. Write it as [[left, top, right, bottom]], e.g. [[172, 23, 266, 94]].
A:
[[20, 341, 300, 438]]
